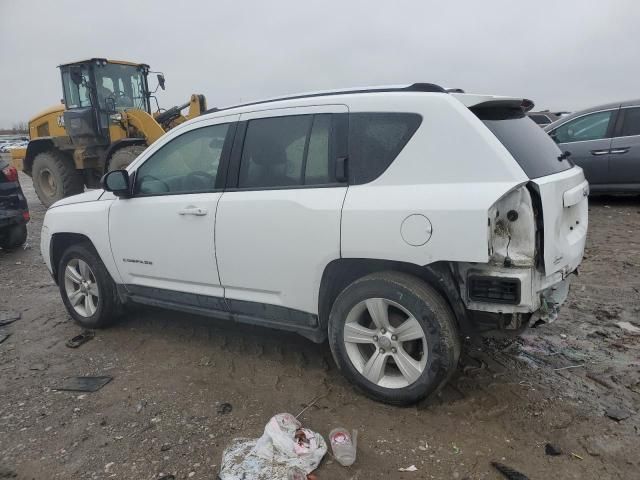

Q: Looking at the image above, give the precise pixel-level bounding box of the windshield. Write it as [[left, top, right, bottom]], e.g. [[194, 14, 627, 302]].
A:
[[95, 63, 149, 112]]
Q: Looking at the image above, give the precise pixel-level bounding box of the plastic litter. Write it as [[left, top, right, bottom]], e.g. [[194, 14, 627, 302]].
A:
[[329, 428, 357, 466], [398, 465, 418, 472], [219, 413, 327, 480]]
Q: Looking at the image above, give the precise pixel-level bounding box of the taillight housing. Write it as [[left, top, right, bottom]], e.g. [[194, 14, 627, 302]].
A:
[[488, 185, 536, 268], [2, 165, 18, 182]]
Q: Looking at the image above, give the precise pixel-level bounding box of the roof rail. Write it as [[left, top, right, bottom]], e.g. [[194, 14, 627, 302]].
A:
[[206, 83, 446, 114]]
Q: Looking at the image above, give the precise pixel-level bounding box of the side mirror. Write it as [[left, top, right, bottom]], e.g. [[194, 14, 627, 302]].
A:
[[101, 170, 131, 197], [69, 66, 83, 86], [157, 74, 166, 91]]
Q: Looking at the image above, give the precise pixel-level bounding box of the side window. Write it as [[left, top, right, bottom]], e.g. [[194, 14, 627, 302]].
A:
[[238, 114, 332, 188], [620, 108, 640, 137], [552, 110, 613, 143], [348, 112, 422, 185], [135, 123, 229, 195]]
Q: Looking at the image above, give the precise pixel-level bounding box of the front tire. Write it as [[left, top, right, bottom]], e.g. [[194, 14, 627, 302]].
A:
[[32, 150, 84, 208], [58, 243, 121, 329], [107, 145, 146, 171], [328, 272, 460, 405], [0, 224, 27, 250]]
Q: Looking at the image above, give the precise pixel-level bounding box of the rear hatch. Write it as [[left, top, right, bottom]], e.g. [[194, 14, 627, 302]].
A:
[[469, 98, 588, 276]]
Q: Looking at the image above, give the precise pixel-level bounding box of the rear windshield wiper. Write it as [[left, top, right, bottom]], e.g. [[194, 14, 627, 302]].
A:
[[558, 151, 572, 162]]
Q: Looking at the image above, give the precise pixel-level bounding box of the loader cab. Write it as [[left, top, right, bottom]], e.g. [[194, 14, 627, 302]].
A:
[[60, 58, 151, 147]]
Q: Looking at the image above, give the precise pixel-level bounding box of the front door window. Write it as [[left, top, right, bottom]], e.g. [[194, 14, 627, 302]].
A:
[[552, 110, 614, 143]]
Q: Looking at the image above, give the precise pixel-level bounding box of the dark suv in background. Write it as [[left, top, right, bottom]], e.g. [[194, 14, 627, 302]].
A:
[[545, 99, 640, 193], [0, 157, 29, 249]]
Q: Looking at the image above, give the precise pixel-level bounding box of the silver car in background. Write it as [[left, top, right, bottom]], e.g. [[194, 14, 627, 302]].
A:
[[544, 99, 640, 193]]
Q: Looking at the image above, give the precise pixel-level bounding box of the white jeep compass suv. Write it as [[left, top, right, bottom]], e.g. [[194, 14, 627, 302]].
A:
[[41, 84, 588, 405]]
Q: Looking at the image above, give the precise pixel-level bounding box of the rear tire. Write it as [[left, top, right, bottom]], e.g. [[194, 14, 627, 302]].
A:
[[107, 145, 146, 171], [328, 271, 460, 405], [32, 150, 83, 208], [58, 243, 122, 329], [0, 224, 27, 250]]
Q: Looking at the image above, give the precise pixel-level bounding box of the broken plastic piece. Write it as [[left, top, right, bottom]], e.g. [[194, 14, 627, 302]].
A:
[[0, 310, 21, 327], [56, 376, 112, 392], [491, 461, 529, 480], [544, 443, 562, 456], [66, 330, 95, 348]]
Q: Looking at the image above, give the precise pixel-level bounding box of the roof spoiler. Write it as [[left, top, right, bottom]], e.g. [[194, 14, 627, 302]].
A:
[[470, 98, 535, 120]]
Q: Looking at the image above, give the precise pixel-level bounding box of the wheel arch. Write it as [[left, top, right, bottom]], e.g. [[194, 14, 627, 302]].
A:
[[318, 258, 473, 336], [50, 232, 96, 284], [23, 138, 56, 175]]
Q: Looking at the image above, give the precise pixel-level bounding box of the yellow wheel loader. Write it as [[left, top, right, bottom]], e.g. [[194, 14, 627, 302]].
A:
[[11, 58, 206, 207]]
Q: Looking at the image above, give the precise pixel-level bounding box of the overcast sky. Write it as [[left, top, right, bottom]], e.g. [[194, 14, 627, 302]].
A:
[[1, 0, 638, 128]]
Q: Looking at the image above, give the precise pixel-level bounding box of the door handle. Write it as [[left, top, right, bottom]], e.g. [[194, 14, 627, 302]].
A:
[[610, 148, 630, 155], [178, 206, 208, 216], [590, 149, 609, 156]]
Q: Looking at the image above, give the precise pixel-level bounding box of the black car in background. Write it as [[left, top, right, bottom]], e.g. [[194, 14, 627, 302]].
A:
[[0, 156, 29, 249]]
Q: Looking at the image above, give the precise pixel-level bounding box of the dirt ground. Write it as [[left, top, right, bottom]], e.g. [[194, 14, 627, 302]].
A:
[[1, 167, 639, 480]]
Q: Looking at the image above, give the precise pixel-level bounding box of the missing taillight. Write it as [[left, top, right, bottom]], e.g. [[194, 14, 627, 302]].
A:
[[2, 166, 18, 182]]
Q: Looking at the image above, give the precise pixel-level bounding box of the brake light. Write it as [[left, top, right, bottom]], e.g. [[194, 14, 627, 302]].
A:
[[23, 211, 30, 221], [2, 165, 18, 182]]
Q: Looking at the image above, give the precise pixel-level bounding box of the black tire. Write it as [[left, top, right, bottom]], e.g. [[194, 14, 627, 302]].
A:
[[57, 242, 122, 329], [328, 271, 460, 405], [0, 224, 27, 250], [107, 145, 146, 172], [32, 150, 83, 208]]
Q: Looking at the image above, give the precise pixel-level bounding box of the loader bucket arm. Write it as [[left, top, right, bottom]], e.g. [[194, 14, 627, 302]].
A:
[[186, 94, 207, 121], [123, 109, 166, 144]]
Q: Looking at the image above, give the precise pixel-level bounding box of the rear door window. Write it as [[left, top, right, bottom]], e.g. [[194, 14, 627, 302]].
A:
[[238, 114, 333, 188], [348, 113, 422, 184], [480, 114, 571, 179]]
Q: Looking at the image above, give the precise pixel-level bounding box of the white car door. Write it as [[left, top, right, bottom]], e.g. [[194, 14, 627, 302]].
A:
[[109, 115, 238, 300], [215, 105, 348, 326]]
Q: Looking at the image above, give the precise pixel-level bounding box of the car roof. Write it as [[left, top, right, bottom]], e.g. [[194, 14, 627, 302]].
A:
[[545, 98, 640, 131], [203, 83, 530, 118]]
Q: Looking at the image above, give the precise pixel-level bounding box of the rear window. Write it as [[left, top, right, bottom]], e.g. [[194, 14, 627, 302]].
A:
[[348, 112, 422, 184], [480, 114, 571, 179]]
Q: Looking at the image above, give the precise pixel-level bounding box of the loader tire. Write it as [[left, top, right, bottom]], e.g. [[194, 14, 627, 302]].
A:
[[32, 150, 84, 208], [107, 145, 146, 172]]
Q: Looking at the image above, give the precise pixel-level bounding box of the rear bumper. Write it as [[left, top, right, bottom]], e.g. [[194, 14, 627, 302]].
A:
[[0, 209, 29, 229], [457, 263, 574, 321]]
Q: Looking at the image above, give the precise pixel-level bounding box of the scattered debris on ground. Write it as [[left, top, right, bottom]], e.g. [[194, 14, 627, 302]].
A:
[[65, 330, 95, 348], [219, 413, 326, 480], [1, 173, 639, 478], [54, 376, 113, 392]]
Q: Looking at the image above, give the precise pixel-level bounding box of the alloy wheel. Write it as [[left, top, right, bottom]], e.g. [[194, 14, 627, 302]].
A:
[[63, 258, 99, 317], [343, 298, 428, 389]]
